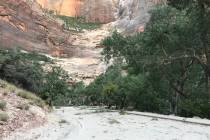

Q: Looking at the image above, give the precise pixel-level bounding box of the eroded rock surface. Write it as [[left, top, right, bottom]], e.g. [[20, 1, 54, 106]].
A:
[[54, 24, 112, 85], [36, 0, 165, 31], [113, 0, 165, 34], [36, 0, 118, 23], [0, 0, 72, 56]]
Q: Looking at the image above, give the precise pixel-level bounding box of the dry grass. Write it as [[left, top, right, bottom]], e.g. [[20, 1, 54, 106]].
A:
[[0, 100, 7, 110], [17, 92, 45, 108], [0, 80, 46, 108], [0, 112, 9, 122]]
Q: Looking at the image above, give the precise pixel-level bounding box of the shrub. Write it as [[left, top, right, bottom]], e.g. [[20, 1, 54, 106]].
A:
[[18, 91, 34, 100], [17, 91, 45, 108], [0, 112, 9, 122], [17, 103, 30, 110], [0, 49, 70, 106], [57, 16, 101, 32], [41, 67, 70, 106], [0, 100, 6, 110]]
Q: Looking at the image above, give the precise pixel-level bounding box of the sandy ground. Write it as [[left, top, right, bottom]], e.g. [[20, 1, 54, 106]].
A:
[[5, 106, 210, 140]]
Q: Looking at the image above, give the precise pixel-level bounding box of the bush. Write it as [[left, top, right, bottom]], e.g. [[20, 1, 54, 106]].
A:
[[0, 112, 9, 122], [0, 100, 6, 110], [41, 67, 70, 106], [0, 49, 48, 93], [17, 91, 45, 108], [17, 103, 30, 110], [18, 91, 36, 100], [58, 16, 101, 32], [0, 49, 71, 106], [99, 3, 210, 119]]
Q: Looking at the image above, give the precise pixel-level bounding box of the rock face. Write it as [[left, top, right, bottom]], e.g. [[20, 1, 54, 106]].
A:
[[113, 0, 165, 34], [80, 0, 118, 23], [36, 0, 164, 30], [36, 0, 118, 23], [37, 0, 83, 17], [0, 0, 72, 56]]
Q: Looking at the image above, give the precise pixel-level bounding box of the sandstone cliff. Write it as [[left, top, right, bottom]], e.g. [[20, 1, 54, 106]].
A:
[[0, 0, 72, 56], [35, 0, 164, 32], [36, 0, 118, 23], [113, 0, 166, 34]]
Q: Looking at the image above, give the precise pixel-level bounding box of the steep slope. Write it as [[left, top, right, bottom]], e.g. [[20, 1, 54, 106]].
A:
[[113, 0, 166, 34], [0, 0, 72, 56], [54, 24, 112, 85], [0, 80, 48, 138]]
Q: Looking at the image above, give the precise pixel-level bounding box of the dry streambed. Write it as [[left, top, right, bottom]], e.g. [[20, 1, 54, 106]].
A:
[[5, 106, 210, 140]]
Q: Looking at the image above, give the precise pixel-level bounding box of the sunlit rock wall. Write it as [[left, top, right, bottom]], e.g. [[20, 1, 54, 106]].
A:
[[36, 0, 165, 30], [36, 0, 83, 17], [36, 0, 117, 23]]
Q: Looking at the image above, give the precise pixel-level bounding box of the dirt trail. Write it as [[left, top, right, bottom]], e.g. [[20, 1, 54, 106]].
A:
[[5, 107, 210, 140], [54, 24, 112, 85]]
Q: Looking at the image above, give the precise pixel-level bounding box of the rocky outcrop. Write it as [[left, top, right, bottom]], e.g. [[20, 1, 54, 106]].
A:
[[0, 80, 48, 138], [36, 0, 118, 23], [0, 0, 73, 56], [37, 0, 82, 17], [80, 0, 118, 23], [36, 0, 165, 31], [113, 0, 165, 34]]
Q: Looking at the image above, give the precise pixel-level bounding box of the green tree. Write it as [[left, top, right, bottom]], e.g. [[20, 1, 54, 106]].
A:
[[101, 2, 210, 117]]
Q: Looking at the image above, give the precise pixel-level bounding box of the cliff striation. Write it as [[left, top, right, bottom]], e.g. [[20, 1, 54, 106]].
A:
[[36, 0, 118, 23], [36, 0, 164, 31], [0, 0, 73, 56]]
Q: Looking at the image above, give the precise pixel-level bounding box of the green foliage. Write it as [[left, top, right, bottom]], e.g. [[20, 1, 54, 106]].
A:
[[0, 112, 9, 122], [0, 49, 48, 93], [99, 2, 210, 118], [72, 65, 169, 113], [67, 82, 86, 105], [17, 91, 45, 108], [168, 0, 192, 9], [0, 100, 6, 110], [41, 67, 70, 106], [0, 49, 70, 106], [102, 82, 118, 97], [58, 16, 101, 32]]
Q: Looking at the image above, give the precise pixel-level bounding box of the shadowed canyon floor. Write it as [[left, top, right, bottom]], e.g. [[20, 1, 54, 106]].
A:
[[5, 107, 210, 140]]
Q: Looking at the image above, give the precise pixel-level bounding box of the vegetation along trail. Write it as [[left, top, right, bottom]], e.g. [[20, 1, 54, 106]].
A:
[[2, 0, 210, 139]]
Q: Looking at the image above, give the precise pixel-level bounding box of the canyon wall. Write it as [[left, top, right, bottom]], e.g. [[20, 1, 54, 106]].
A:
[[36, 0, 164, 30], [0, 0, 73, 56], [112, 0, 166, 34], [36, 0, 118, 23], [36, 0, 83, 17]]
